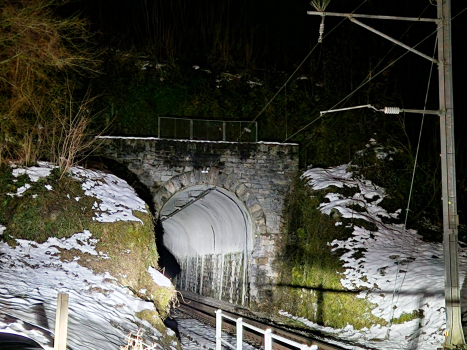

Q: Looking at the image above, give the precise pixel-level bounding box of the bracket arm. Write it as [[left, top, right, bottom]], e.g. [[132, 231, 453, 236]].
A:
[[349, 18, 439, 64], [307, 11, 439, 23]]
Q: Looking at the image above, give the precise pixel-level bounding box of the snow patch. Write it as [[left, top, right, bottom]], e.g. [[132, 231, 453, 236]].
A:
[[148, 267, 173, 288], [71, 166, 147, 223], [288, 164, 460, 350]]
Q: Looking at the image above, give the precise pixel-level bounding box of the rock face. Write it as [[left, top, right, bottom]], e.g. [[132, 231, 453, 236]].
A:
[[97, 137, 299, 306]]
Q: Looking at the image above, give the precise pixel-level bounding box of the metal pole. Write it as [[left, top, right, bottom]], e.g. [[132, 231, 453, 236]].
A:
[[307, 11, 439, 23], [349, 18, 438, 64], [158, 117, 161, 139], [264, 328, 272, 350], [223, 121, 226, 141], [236, 318, 243, 350], [190, 119, 193, 140], [307, 1, 465, 347], [215, 310, 222, 350], [438, 0, 465, 347], [255, 122, 258, 142]]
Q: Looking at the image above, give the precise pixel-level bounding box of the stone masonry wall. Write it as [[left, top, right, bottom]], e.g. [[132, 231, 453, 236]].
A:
[[97, 137, 299, 306]]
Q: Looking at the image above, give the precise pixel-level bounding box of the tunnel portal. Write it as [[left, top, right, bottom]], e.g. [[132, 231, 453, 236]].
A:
[[97, 137, 299, 306], [161, 185, 252, 304]]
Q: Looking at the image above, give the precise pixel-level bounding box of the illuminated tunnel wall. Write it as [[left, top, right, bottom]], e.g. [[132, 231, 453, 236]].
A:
[[97, 137, 299, 306], [161, 185, 252, 304]]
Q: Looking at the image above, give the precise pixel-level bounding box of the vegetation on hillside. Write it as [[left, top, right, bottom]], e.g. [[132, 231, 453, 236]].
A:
[[275, 176, 382, 329], [0, 0, 100, 173], [1, 0, 461, 238], [0, 165, 176, 323], [275, 173, 425, 329], [2, 1, 466, 337]]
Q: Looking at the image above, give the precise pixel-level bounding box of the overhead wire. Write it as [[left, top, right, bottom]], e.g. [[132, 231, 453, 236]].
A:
[[283, 21, 440, 143], [226, 0, 370, 145], [200, 0, 370, 182], [385, 35, 438, 340]]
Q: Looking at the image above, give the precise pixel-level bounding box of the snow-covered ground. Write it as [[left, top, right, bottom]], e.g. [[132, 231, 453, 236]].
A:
[[3, 157, 467, 350], [279, 161, 467, 350], [0, 162, 176, 350]]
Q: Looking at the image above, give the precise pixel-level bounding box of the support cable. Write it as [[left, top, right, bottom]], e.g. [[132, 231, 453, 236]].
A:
[[231, 0, 369, 144], [283, 2, 467, 143], [282, 22, 439, 143], [202, 0, 369, 175], [385, 36, 437, 340]]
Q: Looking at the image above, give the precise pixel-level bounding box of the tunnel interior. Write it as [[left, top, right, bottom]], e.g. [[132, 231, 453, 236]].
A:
[[159, 185, 254, 303], [160, 185, 253, 259]]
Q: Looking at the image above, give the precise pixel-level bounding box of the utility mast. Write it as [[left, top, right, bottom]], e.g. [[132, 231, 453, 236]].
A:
[[308, 0, 465, 348]]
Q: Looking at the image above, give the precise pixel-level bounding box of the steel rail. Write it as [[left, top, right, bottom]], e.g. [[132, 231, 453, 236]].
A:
[[177, 296, 351, 350]]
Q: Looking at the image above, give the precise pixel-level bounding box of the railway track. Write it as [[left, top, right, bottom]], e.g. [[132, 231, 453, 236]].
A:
[[176, 293, 351, 350]]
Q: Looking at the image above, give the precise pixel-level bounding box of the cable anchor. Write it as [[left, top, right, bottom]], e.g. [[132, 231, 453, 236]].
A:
[[384, 107, 401, 114], [318, 15, 325, 43]]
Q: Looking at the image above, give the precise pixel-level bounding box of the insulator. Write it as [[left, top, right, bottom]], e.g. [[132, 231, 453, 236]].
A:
[[384, 107, 401, 114], [318, 18, 325, 43]]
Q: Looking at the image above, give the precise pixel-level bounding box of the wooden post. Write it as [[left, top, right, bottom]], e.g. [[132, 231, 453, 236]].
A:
[[54, 293, 69, 350]]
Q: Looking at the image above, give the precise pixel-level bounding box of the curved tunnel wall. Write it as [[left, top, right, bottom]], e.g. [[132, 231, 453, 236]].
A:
[[161, 185, 253, 258], [159, 183, 255, 305]]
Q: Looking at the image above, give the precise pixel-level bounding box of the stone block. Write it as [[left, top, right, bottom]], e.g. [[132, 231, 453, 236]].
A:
[[179, 173, 190, 187], [255, 257, 269, 265], [164, 181, 177, 194], [161, 175, 172, 182]]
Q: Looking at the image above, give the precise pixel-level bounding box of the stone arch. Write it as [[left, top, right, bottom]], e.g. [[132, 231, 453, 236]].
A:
[[152, 168, 268, 305], [153, 167, 267, 235]]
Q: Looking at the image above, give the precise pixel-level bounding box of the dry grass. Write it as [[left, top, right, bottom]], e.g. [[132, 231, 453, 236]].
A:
[[121, 330, 157, 350], [0, 0, 100, 167], [0, 167, 176, 324]]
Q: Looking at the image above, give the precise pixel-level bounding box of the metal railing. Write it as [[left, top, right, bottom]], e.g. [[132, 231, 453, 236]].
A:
[[158, 116, 258, 142], [215, 310, 318, 350]]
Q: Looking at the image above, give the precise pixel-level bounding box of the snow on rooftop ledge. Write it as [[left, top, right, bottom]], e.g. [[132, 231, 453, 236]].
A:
[[95, 135, 298, 146]]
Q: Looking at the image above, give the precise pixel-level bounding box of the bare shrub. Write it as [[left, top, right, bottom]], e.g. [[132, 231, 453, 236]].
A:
[[121, 330, 157, 350], [48, 85, 106, 178], [0, 0, 100, 166]]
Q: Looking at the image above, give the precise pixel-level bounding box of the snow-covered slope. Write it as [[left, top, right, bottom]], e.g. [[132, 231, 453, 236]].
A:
[[280, 163, 467, 350], [0, 163, 177, 350]]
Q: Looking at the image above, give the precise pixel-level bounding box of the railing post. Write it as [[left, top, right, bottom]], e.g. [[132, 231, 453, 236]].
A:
[[215, 309, 222, 350], [255, 122, 258, 142], [264, 328, 272, 350], [236, 318, 243, 350], [54, 293, 69, 350], [301, 345, 318, 350], [158, 117, 161, 139], [190, 119, 193, 140]]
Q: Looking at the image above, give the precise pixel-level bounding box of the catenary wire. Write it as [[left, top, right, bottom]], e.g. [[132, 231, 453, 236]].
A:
[[385, 36, 437, 339], [200, 0, 370, 182], [283, 23, 440, 143], [228, 0, 370, 145]]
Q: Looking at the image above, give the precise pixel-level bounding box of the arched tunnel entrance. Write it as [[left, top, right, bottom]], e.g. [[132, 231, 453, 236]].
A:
[[159, 185, 253, 305], [89, 137, 299, 306]]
